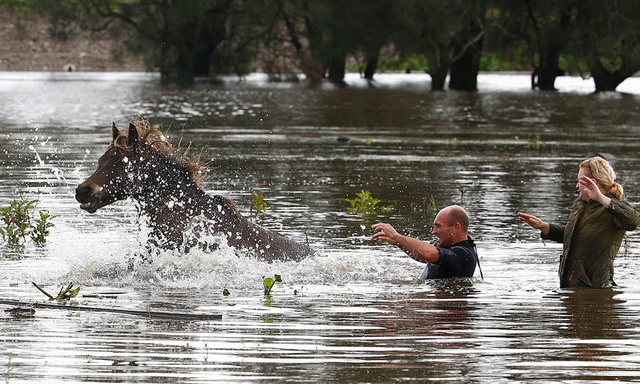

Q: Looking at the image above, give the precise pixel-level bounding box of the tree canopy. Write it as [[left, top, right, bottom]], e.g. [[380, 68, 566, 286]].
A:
[[3, 0, 640, 91]]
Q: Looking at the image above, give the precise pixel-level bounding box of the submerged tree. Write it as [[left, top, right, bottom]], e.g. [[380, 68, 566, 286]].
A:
[[277, 0, 324, 85], [570, 0, 640, 92], [448, 0, 489, 91], [347, 0, 396, 81], [494, 0, 577, 91], [30, 0, 282, 86], [87, 0, 241, 86], [8, 0, 640, 92], [303, 0, 351, 86], [392, 0, 491, 91]]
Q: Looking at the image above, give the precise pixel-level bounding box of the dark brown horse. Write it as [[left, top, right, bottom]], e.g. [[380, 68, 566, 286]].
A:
[[75, 118, 313, 261]]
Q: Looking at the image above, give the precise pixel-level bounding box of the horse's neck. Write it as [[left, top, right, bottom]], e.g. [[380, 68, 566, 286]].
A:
[[132, 161, 206, 215], [140, 182, 206, 215]]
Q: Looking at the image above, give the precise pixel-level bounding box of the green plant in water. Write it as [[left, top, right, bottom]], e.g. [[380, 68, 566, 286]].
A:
[[5, 356, 12, 384], [250, 192, 269, 218], [457, 186, 468, 205], [345, 190, 393, 218], [263, 274, 282, 296], [0, 199, 36, 246], [426, 194, 438, 218], [0, 199, 57, 246], [528, 134, 544, 150], [30, 210, 56, 244], [32, 282, 80, 301]]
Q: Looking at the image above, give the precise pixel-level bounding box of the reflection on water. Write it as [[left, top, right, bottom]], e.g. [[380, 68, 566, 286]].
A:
[[2, 72, 640, 382]]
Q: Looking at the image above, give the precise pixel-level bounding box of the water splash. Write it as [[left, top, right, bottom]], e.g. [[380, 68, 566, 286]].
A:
[[29, 144, 68, 185], [14, 220, 417, 293]]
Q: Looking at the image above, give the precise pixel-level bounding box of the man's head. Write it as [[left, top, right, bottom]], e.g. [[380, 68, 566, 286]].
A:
[[431, 205, 469, 247]]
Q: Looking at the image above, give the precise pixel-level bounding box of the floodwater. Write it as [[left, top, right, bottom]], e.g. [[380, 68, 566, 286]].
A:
[[2, 72, 640, 383]]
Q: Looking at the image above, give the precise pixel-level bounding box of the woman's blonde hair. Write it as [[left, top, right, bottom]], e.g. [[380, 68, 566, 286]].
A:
[[580, 157, 624, 199]]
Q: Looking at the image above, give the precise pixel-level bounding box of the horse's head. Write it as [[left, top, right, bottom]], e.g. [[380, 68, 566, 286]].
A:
[[75, 122, 139, 213]]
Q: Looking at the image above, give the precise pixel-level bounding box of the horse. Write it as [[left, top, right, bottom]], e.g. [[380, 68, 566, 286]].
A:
[[75, 118, 313, 262]]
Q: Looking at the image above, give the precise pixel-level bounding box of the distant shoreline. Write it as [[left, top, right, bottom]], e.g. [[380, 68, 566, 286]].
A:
[[0, 11, 145, 72], [0, 71, 634, 95]]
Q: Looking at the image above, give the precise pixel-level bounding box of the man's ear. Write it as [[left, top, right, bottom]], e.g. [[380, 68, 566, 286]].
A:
[[127, 123, 139, 148]]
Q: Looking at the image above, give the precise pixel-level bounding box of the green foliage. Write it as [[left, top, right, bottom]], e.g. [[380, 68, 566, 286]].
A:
[[30, 210, 57, 244], [426, 194, 438, 218], [222, 288, 231, 297], [479, 52, 531, 72], [32, 282, 80, 301], [250, 192, 269, 217], [345, 190, 393, 218], [377, 55, 428, 72], [263, 274, 282, 296], [0, 199, 56, 246], [8, 1, 640, 90]]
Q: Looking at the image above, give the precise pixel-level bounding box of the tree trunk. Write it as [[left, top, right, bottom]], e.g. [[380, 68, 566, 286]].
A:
[[533, 48, 561, 91], [530, 4, 572, 91], [449, 40, 483, 91], [588, 58, 638, 92], [327, 55, 346, 86], [193, 48, 211, 77], [160, 44, 196, 87], [449, 10, 485, 92], [429, 67, 448, 91], [364, 55, 378, 80], [300, 56, 324, 86], [427, 49, 450, 91], [449, 52, 478, 91], [592, 73, 624, 92]]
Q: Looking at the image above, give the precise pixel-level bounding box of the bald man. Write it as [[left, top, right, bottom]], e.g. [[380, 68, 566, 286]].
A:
[[372, 205, 479, 280]]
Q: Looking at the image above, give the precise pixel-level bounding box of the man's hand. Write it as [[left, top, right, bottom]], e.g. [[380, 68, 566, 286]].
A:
[[372, 222, 440, 263], [371, 222, 401, 245]]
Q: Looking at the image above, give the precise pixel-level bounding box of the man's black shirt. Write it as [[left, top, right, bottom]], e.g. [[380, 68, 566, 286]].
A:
[[418, 237, 478, 280]]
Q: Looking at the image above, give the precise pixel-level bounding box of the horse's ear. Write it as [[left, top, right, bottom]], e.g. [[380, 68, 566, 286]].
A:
[[112, 122, 121, 141], [127, 123, 139, 148]]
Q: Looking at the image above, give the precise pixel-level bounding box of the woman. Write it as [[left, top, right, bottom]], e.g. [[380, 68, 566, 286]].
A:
[[517, 157, 639, 288]]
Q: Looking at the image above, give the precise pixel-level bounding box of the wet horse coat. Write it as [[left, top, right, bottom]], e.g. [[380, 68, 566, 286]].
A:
[[75, 119, 313, 261]]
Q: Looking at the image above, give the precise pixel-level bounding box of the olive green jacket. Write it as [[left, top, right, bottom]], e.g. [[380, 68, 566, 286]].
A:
[[545, 195, 639, 288]]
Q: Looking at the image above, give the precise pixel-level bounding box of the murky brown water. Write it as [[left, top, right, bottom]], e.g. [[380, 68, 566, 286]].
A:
[[2, 72, 640, 382]]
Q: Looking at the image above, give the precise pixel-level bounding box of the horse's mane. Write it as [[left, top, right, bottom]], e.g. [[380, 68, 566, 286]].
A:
[[113, 117, 208, 184]]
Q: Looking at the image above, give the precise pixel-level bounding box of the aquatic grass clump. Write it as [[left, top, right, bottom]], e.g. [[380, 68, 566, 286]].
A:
[[345, 190, 393, 218], [0, 199, 57, 246], [32, 282, 80, 301]]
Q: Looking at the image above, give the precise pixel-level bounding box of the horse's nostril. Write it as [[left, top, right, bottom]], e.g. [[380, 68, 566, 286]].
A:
[[75, 183, 94, 201]]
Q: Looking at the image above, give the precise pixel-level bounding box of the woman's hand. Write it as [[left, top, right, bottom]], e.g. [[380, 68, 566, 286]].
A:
[[578, 175, 612, 207], [517, 212, 550, 236], [579, 175, 604, 201]]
